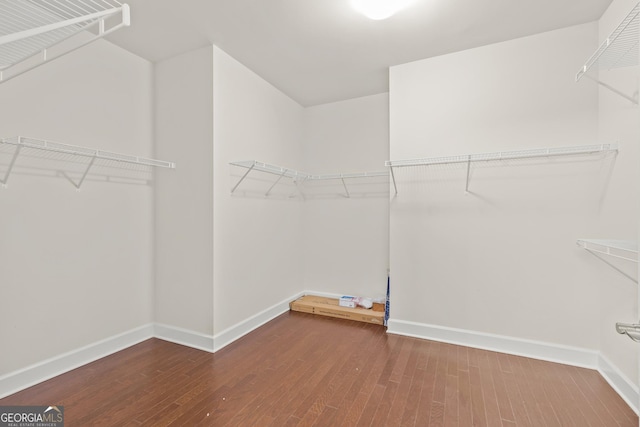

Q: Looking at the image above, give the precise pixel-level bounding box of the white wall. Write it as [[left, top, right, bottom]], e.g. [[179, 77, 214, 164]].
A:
[[595, 0, 639, 389], [301, 94, 389, 298], [154, 46, 214, 338], [389, 23, 606, 350], [212, 47, 304, 336], [0, 40, 155, 375]]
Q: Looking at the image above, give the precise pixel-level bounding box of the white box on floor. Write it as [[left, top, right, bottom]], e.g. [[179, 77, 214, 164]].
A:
[[339, 296, 357, 308]]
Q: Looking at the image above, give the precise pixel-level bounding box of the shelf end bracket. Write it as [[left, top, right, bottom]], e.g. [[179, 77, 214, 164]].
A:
[[464, 155, 471, 193], [62, 156, 96, 190], [265, 169, 287, 197], [583, 249, 638, 283], [1, 143, 22, 187], [231, 163, 255, 194], [584, 75, 639, 105], [341, 177, 351, 198], [389, 166, 398, 196]]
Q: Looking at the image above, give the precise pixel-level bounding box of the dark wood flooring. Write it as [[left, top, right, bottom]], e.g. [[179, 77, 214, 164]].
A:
[[1, 311, 637, 426]]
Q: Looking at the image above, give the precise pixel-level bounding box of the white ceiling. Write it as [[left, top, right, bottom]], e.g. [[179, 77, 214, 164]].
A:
[[106, 0, 613, 106]]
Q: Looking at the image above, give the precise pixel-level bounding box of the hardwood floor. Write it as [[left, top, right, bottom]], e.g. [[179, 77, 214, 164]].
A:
[[1, 311, 637, 426]]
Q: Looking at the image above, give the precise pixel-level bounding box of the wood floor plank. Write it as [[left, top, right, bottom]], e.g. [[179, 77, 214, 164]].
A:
[[468, 365, 488, 427], [457, 345, 470, 373], [544, 360, 590, 427], [446, 343, 458, 378], [388, 338, 412, 384], [511, 355, 547, 426], [370, 379, 399, 425], [398, 349, 427, 426], [523, 358, 561, 427], [312, 405, 337, 427], [328, 324, 392, 410], [476, 350, 505, 427], [432, 342, 448, 405], [0, 311, 635, 427], [382, 358, 415, 426], [575, 363, 637, 427], [443, 371, 459, 427], [340, 331, 394, 424], [497, 367, 531, 427], [324, 332, 386, 425], [456, 367, 473, 427], [355, 383, 386, 426], [415, 340, 438, 425], [487, 351, 515, 424], [429, 401, 445, 427]]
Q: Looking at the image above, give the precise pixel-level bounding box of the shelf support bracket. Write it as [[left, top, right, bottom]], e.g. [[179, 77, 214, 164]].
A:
[[1, 144, 22, 187], [464, 155, 471, 193], [265, 169, 287, 197], [584, 250, 638, 283], [389, 167, 398, 196], [293, 178, 306, 201], [62, 156, 96, 190], [616, 322, 640, 342], [584, 75, 639, 105], [231, 163, 255, 194], [341, 177, 351, 198]]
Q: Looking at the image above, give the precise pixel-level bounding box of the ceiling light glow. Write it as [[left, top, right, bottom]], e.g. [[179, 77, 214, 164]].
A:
[[350, 0, 415, 20]]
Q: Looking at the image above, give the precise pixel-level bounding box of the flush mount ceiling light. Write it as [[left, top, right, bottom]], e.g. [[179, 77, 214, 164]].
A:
[[350, 0, 416, 20]]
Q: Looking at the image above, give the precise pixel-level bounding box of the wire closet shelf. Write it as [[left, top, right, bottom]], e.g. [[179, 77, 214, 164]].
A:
[[0, 0, 130, 84], [385, 144, 618, 195], [229, 160, 388, 198], [577, 2, 639, 80], [575, 1, 640, 103], [0, 136, 175, 189], [576, 239, 638, 263]]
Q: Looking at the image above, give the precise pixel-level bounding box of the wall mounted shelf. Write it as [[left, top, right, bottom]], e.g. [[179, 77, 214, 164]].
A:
[[577, 239, 638, 284], [0, 0, 130, 84], [0, 136, 175, 189], [576, 1, 640, 104], [385, 144, 617, 195], [230, 160, 388, 198], [576, 239, 638, 263]]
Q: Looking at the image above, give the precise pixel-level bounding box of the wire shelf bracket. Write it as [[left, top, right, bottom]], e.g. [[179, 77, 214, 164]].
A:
[[385, 144, 617, 195], [0, 143, 21, 187], [0, 136, 175, 189], [230, 160, 388, 198], [576, 1, 640, 104], [0, 1, 130, 85], [577, 239, 638, 283]]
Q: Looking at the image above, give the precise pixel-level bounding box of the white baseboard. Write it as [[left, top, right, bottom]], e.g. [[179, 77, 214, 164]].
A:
[[0, 323, 154, 400], [598, 354, 639, 415], [388, 318, 639, 414], [0, 292, 305, 399], [213, 291, 304, 352], [4, 306, 637, 417], [154, 323, 214, 353], [387, 318, 599, 368]]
